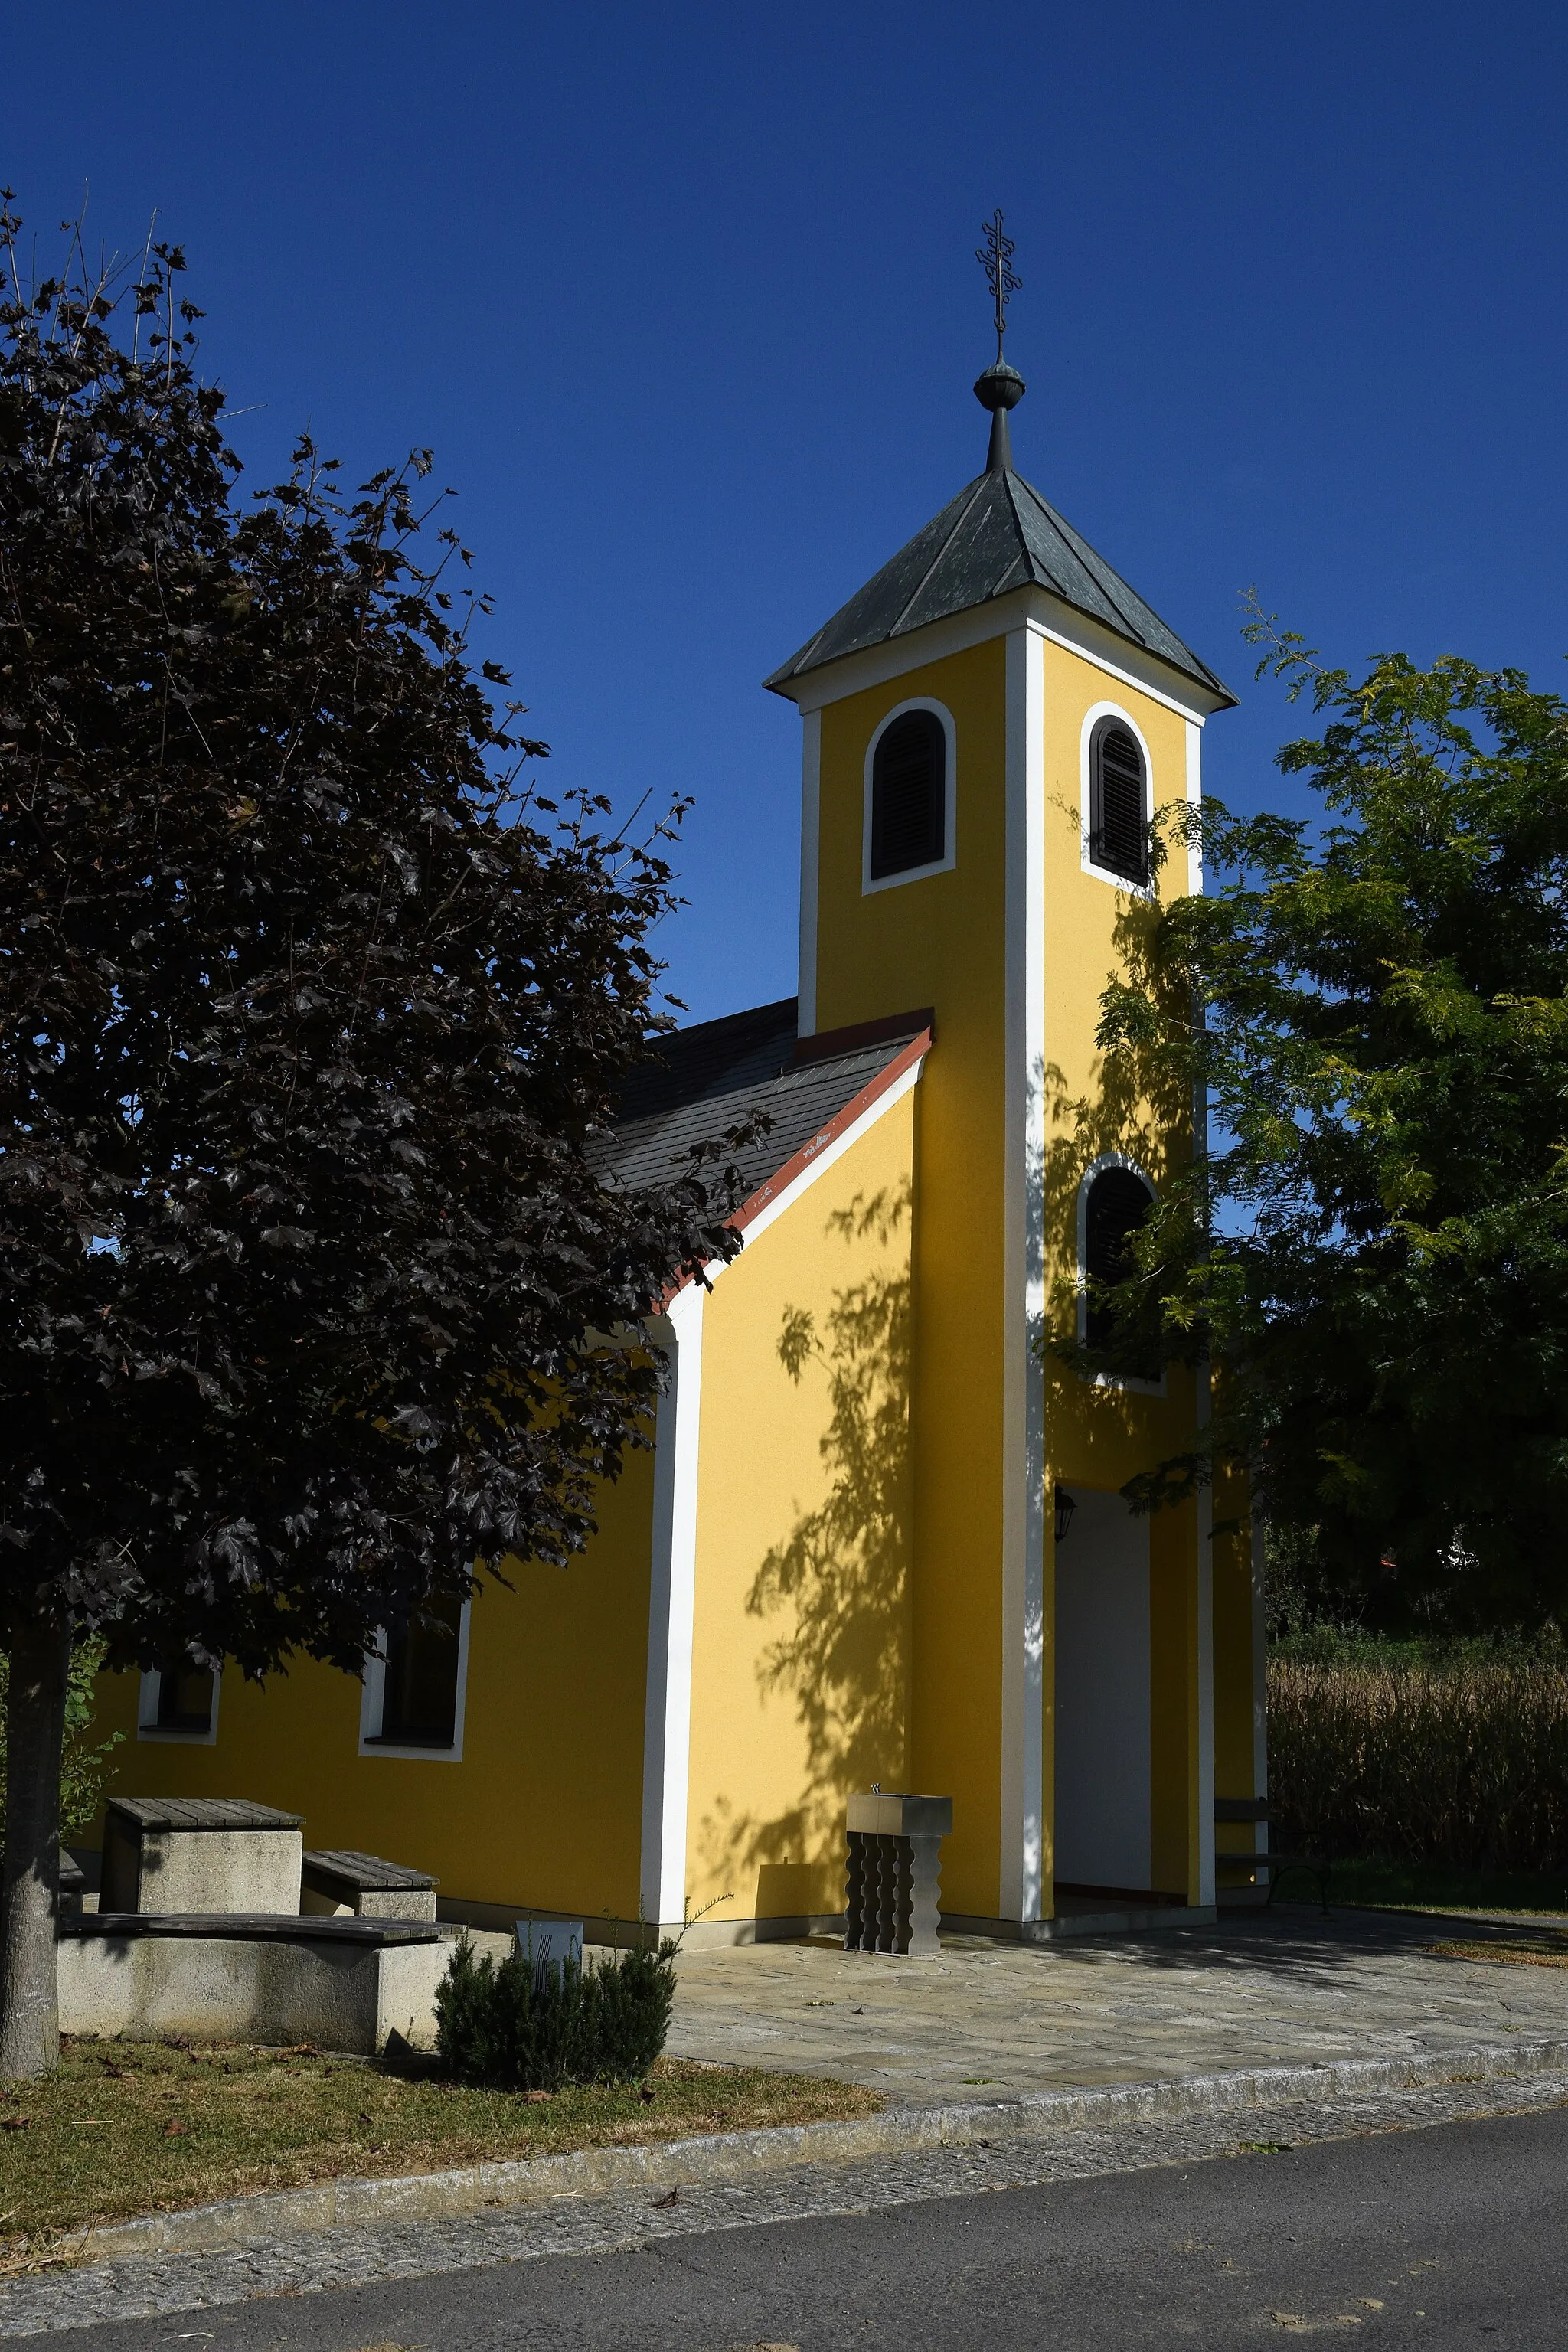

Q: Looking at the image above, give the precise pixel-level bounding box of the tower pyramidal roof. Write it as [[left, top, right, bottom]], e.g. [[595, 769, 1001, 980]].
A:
[[766, 213, 1233, 709], [763, 462, 1235, 707]]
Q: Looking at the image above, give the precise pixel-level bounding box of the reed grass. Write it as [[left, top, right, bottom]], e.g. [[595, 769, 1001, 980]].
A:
[[1267, 1637, 1568, 1872]]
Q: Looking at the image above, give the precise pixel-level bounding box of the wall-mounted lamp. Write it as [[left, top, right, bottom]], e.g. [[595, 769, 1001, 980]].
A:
[[1054, 1487, 1077, 1546]]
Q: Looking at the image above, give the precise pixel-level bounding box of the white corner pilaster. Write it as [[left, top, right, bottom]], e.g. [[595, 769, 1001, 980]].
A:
[[1184, 715, 1204, 897], [1000, 622, 1047, 1922], [639, 1282, 705, 1930]]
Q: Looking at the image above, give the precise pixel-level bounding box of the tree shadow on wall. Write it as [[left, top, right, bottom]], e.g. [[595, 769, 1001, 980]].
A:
[[697, 1186, 913, 1908]]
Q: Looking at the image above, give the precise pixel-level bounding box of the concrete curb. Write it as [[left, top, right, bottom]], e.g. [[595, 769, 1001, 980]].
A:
[[62, 2035, 1568, 2269]]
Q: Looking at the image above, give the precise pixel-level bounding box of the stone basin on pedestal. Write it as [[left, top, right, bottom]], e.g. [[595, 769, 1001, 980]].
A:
[[844, 1792, 952, 1958]]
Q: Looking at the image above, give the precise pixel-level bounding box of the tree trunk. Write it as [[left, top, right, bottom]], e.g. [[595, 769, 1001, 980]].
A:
[[0, 1615, 72, 2079]]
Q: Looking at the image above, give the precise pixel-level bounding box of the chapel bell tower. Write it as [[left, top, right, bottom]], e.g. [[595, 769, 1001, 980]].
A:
[[763, 215, 1255, 1932]]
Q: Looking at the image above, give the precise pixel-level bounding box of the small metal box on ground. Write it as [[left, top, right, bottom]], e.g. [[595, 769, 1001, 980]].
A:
[[300, 1848, 439, 1921], [845, 1792, 952, 1957], [100, 1798, 304, 1916], [514, 1919, 583, 1990]]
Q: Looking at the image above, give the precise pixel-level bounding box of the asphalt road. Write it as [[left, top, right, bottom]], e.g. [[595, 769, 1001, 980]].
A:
[[52, 2100, 1568, 2351]]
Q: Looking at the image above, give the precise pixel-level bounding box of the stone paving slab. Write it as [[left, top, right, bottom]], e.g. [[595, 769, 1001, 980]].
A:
[[6, 2062, 1567, 2339], [666, 1906, 1568, 2102]]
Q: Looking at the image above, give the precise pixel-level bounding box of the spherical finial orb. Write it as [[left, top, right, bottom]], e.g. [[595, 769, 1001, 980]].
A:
[[974, 359, 1026, 413]]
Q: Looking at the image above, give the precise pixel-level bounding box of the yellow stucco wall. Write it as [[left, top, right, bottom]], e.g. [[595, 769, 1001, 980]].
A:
[[87, 606, 1260, 1934], [1036, 635, 1206, 1903], [805, 619, 1230, 1913], [93, 1436, 658, 1926], [812, 639, 1008, 1917], [684, 1086, 917, 1927]]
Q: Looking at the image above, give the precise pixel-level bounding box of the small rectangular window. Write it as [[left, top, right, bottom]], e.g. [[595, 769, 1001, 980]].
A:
[[139, 1659, 219, 1740], [156, 1662, 217, 1733], [368, 1596, 464, 1749]]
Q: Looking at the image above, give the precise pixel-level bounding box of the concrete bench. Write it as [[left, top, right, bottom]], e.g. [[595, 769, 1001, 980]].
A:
[[1214, 1797, 1331, 1911], [101, 1798, 304, 1917], [301, 1849, 439, 1922], [57, 1912, 452, 2053]]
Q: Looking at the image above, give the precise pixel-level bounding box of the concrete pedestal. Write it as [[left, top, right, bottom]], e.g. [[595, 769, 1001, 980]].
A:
[[100, 1798, 304, 1916], [844, 1792, 952, 1958]]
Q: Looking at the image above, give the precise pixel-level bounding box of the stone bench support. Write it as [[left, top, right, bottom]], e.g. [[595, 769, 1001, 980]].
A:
[[101, 1799, 304, 1916], [300, 1848, 439, 1922], [58, 1915, 452, 2053]]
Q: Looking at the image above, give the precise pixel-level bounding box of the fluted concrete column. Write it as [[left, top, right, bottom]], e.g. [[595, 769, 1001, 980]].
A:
[[844, 1794, 953, 1958]]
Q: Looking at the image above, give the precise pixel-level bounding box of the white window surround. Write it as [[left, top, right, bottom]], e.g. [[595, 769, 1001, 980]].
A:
[[1076, 1150, 1165, 1397], [136, 1665, 221, 1746], [862, 697, 958, 895], [358, 1596, 473, 1762], [1080, 701, 1156, 897]]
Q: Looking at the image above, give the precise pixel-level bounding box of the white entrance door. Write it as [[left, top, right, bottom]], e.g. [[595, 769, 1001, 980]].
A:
[[1053, 1485, 1152, 1891]]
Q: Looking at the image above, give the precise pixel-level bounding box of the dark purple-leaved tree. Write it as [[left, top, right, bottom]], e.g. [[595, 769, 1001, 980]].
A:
[[0, 201, 743, 2076]]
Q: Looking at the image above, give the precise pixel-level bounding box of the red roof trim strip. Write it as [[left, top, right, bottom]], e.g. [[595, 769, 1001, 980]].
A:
[[660, 1027, 933, 1306], [731, 1026, 932, 1236]]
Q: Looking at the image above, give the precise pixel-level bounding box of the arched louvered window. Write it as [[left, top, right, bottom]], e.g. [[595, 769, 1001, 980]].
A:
[[1089, 718, 1149, 886], [870, 707, 946, 880], [1084, 1164, 1157, 1373]]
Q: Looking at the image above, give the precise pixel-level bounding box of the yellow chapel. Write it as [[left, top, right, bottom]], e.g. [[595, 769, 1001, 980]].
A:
[[92, 340, 1267, 1944]]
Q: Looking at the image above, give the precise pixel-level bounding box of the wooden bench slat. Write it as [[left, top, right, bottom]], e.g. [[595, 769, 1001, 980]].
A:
[[301, 1847, 437, 1891]]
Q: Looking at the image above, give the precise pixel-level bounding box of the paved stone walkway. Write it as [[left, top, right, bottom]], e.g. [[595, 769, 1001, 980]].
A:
[[4, 1906, 1566, 2338], [667, 1905, 1568, 2102]]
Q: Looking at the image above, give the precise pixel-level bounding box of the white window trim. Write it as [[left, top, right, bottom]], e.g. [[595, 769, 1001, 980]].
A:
[[358, 1595, 472, 1762], [136, 1664, 221, 1746], [862, 697, 958, 894], [1080, 701, 1155, 897], [1076, 1151, 1165, 1397]]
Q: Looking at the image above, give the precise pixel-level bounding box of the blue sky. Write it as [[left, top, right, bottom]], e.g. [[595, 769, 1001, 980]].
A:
[[5, 3, 1565, 1020]]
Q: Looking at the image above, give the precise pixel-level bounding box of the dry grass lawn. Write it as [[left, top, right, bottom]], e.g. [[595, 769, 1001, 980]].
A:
[[0, 2035, 880, 2259], [1429, 1936, 1568, 1970]]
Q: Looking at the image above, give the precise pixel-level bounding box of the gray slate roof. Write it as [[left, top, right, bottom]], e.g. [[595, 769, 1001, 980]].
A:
[[599, 997, 926, 1203], [765, 466, 1234, 707]]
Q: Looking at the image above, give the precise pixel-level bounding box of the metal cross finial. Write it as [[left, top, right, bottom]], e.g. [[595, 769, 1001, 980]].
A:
[[976, 209, 1021, 361]]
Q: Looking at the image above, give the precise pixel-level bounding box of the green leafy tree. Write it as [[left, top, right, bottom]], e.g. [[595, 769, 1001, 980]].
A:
[[0, 1642, 123, 1845], [1094, 614, 1568, 1632], [0, 201, 746, 2076]]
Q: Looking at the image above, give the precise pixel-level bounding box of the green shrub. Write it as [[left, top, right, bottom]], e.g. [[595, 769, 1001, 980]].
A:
[[434, 1933, 678, 2092], [592, 1938, 677, 2079], [0, 1636, 124, 1842]]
